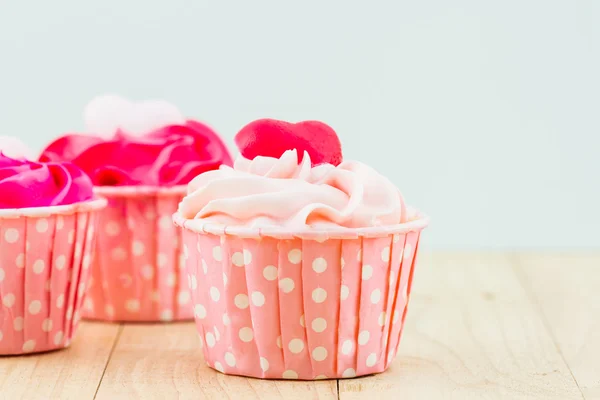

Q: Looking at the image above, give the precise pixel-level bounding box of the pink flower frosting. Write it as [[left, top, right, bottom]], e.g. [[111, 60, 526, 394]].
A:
[[39, 120, 233, 186], [0, 154, 94, 209], [178, 150, 407, 228]]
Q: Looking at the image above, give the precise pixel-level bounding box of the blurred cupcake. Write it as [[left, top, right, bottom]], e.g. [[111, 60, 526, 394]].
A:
[[174, 119, 428, 379], [40, 95, 233, 322], [0, 142, 106, 355]]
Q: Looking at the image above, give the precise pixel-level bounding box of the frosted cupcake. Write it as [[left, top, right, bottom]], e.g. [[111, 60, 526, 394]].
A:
[[0, 143, 106, 355], [40, 95, 233, 322], [174, 119, 428, 379]]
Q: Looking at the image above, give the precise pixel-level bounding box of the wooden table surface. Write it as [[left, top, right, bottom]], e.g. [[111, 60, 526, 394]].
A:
[[1, 252, 598, 400]]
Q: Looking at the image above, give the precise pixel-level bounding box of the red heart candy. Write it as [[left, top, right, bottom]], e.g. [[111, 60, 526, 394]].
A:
[[234, 119, 342, 166]]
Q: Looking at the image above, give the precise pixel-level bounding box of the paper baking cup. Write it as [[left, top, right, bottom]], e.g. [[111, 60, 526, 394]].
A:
[[0, 199, 107, 355], [174, 213, 429, 380], [82, 186, 193, 322]]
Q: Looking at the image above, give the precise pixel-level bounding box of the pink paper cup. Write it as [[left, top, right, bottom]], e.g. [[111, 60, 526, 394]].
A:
[[82, 186, 194, 322], [174, 212, 429, 380], [0, 198, 107, 355]]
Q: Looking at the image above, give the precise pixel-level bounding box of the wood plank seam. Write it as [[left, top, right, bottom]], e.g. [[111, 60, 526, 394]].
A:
[[93, 323, 123, 400], [511, 254, 586, 400]]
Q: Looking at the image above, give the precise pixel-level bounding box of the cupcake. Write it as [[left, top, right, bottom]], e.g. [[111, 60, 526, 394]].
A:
[[173, 119, 429, 379], [40, 95, 233, 322], [0, 143, 106, 355]]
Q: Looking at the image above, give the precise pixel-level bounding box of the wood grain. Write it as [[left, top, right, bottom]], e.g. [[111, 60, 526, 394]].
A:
[[0, 321, 121, 400], [95, 322, 337, 400], [339, 253, 584, 400], [516, 253, 600, 400]]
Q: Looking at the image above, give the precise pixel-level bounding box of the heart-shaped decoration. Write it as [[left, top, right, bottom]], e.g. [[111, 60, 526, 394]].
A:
[[234, 119, 343, 166], [83, 94, 186, 138], [0, 136, 34, 160]]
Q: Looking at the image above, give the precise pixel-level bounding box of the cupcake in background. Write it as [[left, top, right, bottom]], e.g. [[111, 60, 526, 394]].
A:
[[0, 136, 34, 160], [40, 95, 233, 322], [0, 143, 106, 355], [174, 119, 428, 380]]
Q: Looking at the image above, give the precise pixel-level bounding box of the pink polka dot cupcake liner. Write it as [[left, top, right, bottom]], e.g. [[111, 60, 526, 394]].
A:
[[0, 198, 107, 355], [174, 212, 429, 380], [82, 186, 194, 322]]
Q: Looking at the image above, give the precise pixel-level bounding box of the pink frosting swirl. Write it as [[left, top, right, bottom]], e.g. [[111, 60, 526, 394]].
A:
[[39, 121, 233, 187], [0, 154, 94, 209], [179, 150, 406, 228]]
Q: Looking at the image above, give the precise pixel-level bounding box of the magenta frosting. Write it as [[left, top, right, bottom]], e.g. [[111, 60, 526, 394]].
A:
[[0, 154, 94, 209], [39, 120, 233, 187]]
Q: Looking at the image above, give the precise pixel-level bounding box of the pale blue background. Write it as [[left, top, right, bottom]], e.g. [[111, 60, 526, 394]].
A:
[[1, 1, 598, 249]]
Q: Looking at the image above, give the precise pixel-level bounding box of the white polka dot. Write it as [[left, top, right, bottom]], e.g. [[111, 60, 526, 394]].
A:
[[84, 298, 94, 311], [78, 282, 86, 294], [378, 312, 387, 327], [341, 339, 353, 355], [166, 273, 176, 287], [213, 361, 224, 373], [36, 218, 49, 233], [212, 246, 222, 261], [358, 330, 370, 345], [125, 299, 140, 312], [381, 246, 390, 262], [312, 288, 327, 303], [402, 284, 408, 300], [33, 259, 45, 274], [194, 304, 206, 319], [54, 331, 64, 345], [232, 251, 244, 266], [202, 259, 208, 274], [26, 241, 31, 251], [404, 243, 413, 259], [362, 264, 373, 280], [312, 347, 327, 361], [276, 336, 282, 348], [366, 353, 378, 367], [28, 300, 42, 315], [15, 253, 24, 268], [288, 338, 304, 354], [189, 274, 198, 290], [56, 294, 64, 308], [234, 294, 249, 309], [178, 291, 191, 305], [311, 317, 327, 333], [299, 314, 305, 327], [283, 370, 298, 379], [22, 340, 36, 352], [287, 249, 302, 264], [312, 257, 327, 273], [157, 253, 168, 268], [45, 280, 52, 292], [82, 253, 91, 269], [340, 285, 349, 300], [222, 313, 230, 325], [0, 268, 4, 282], [342, 368, 356, 378], [356, 249, 362, 261], [66, 306, 73, 320], [4, 228, 19, 243], [68, 230, 75, 244], [251, 291, 265, 307], [0, 330, 3, 342], [205, 332, 216, 348], [105, 221, 120, 236], [159, 215, 171, 230], [224, 352, 236, 367], [393, 312, 400, 324], [341, 257, 345, 269], [141, 265, 154, 280], [132, 240, 145, 256], [56, 216, 64, 230], [183, 244, 189, 260], [315, 374, 328, 379], [239, 327, 254, 342], [222, 272, 228, 286], [209, 287, 220, 302], [111, 247, 127, 261], [13, 316, 24, 331], [393, 234, 400, 243], [260, 357, 269, 372], [370, 289, 382, 304], [160, 309, 173, 321], [105, 304, 115, 317], [389, 271, 395, 286], [263, 265, 277, 281], [279, 278, 295, 293]]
